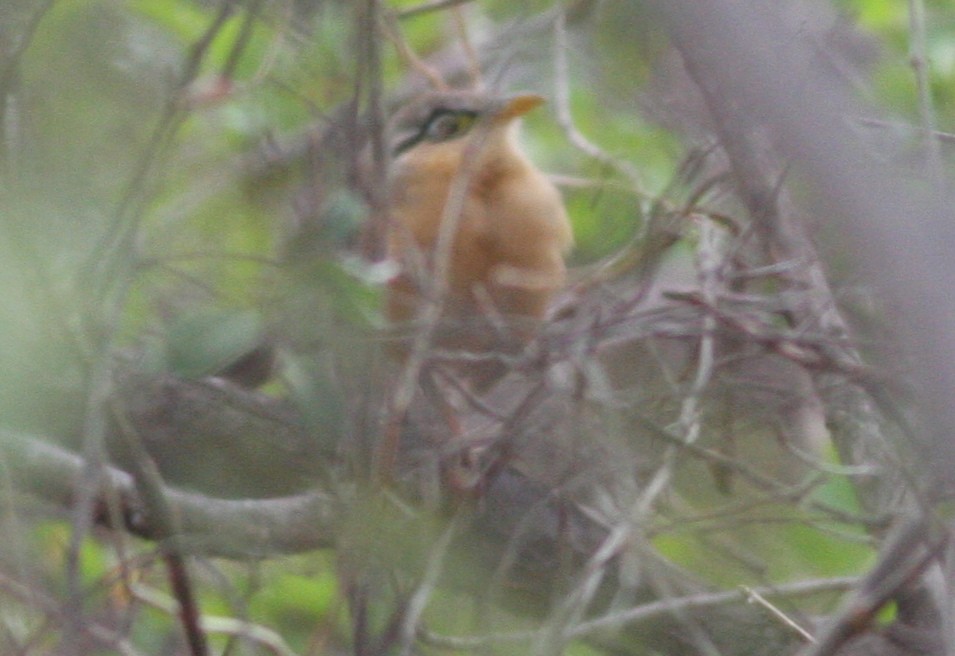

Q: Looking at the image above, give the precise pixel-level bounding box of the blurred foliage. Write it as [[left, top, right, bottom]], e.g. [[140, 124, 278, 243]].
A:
[[1, 0, 954, 653], [836, 0, 955, 121]]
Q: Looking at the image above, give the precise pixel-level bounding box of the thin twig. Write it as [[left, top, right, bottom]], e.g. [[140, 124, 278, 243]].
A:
[[418, 576, 859, 648], [801, 517, 947, 656], [133, 584, 301, 656], [451, 5, 483, 89], [552, 9, 644, 191], [85, 0, 239, 310], [397, 514, 461, 656], [0, 0, 56, 174], [396, 0, 477, 20], [357, 0, 390, 224], [377, 117, 499, 482], [0, 570, 146, 656], [221, 0, 265, 80], [0, 0, 56, 97], [109, 398, 208, 656], [636, 219, 725, 517], [530, 494, 641, 656], [741, 585, 816, 644], [380, 10, 448, 90], [855, 117, 955, 146], [65, 356, 115, 656], [571, 576, 858, 639], [537, 245, 722, 656], [907, 0, 944, 186]]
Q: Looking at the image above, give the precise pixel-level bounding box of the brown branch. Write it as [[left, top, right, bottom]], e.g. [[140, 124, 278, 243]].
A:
[[0, 0, 56, 172], [109, 394, 207, 656], [111, 364, 325, 498], [221, 0, 265, 80], [0, 570, 142, 655], [1, 430, 338, 557], [2, 354, 833, 656], [658, 0, 908, 518], [396, 0, 477, 20], [856, 117, 955, 146], [650, 2, 955, 654], [381, 10, 449, 90], [906, 0, 944, 185], [804, 517, 946, 656]]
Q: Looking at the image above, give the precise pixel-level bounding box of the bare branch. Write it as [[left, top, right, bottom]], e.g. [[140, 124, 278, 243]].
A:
[[552, 8, 644, 192], [396, 0, 477, 20], [906, 0, 944, 185], [741, 585, 816, 644], [0, 431, 338, 557]]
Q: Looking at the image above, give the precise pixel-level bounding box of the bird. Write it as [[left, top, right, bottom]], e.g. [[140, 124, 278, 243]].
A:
[[383, 90, 573, 387]]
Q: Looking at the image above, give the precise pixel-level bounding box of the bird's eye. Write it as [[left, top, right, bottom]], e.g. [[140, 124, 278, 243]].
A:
[[423, 111, 476, 142]]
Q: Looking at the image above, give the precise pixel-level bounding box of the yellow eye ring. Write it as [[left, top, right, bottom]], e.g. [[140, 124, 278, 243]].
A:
[[424, 111, 476, 142]]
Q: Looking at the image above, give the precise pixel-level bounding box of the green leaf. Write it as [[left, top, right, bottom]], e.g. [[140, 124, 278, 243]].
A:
[[164, 308, 265, 378]]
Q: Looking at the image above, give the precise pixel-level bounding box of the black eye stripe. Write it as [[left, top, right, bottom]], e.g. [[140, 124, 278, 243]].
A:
[[392, 133, 421, 157], [392, 108, 478, 157]]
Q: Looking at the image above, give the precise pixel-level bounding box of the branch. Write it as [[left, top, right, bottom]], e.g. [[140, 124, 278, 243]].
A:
[[0, 430, 338, 558], [395, 0, 476, 20], [650, 1, 955, 653], [906, 0, 944, 185], [657, 0, 910, 517], [111, 364, 325, 498]]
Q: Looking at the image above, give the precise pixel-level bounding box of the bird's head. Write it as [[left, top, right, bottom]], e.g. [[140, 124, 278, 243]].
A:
[[387, 90, 545, 167]]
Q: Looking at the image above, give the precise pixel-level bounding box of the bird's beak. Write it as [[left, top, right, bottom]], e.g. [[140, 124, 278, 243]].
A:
[[495, 93, 546, 121]]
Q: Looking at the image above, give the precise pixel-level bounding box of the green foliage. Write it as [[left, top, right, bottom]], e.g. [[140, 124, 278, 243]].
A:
[[837, 0, 955, 127], [159, 308, 265, 378], [654, 505, 873, 593], [242, 556, 340, 650]]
